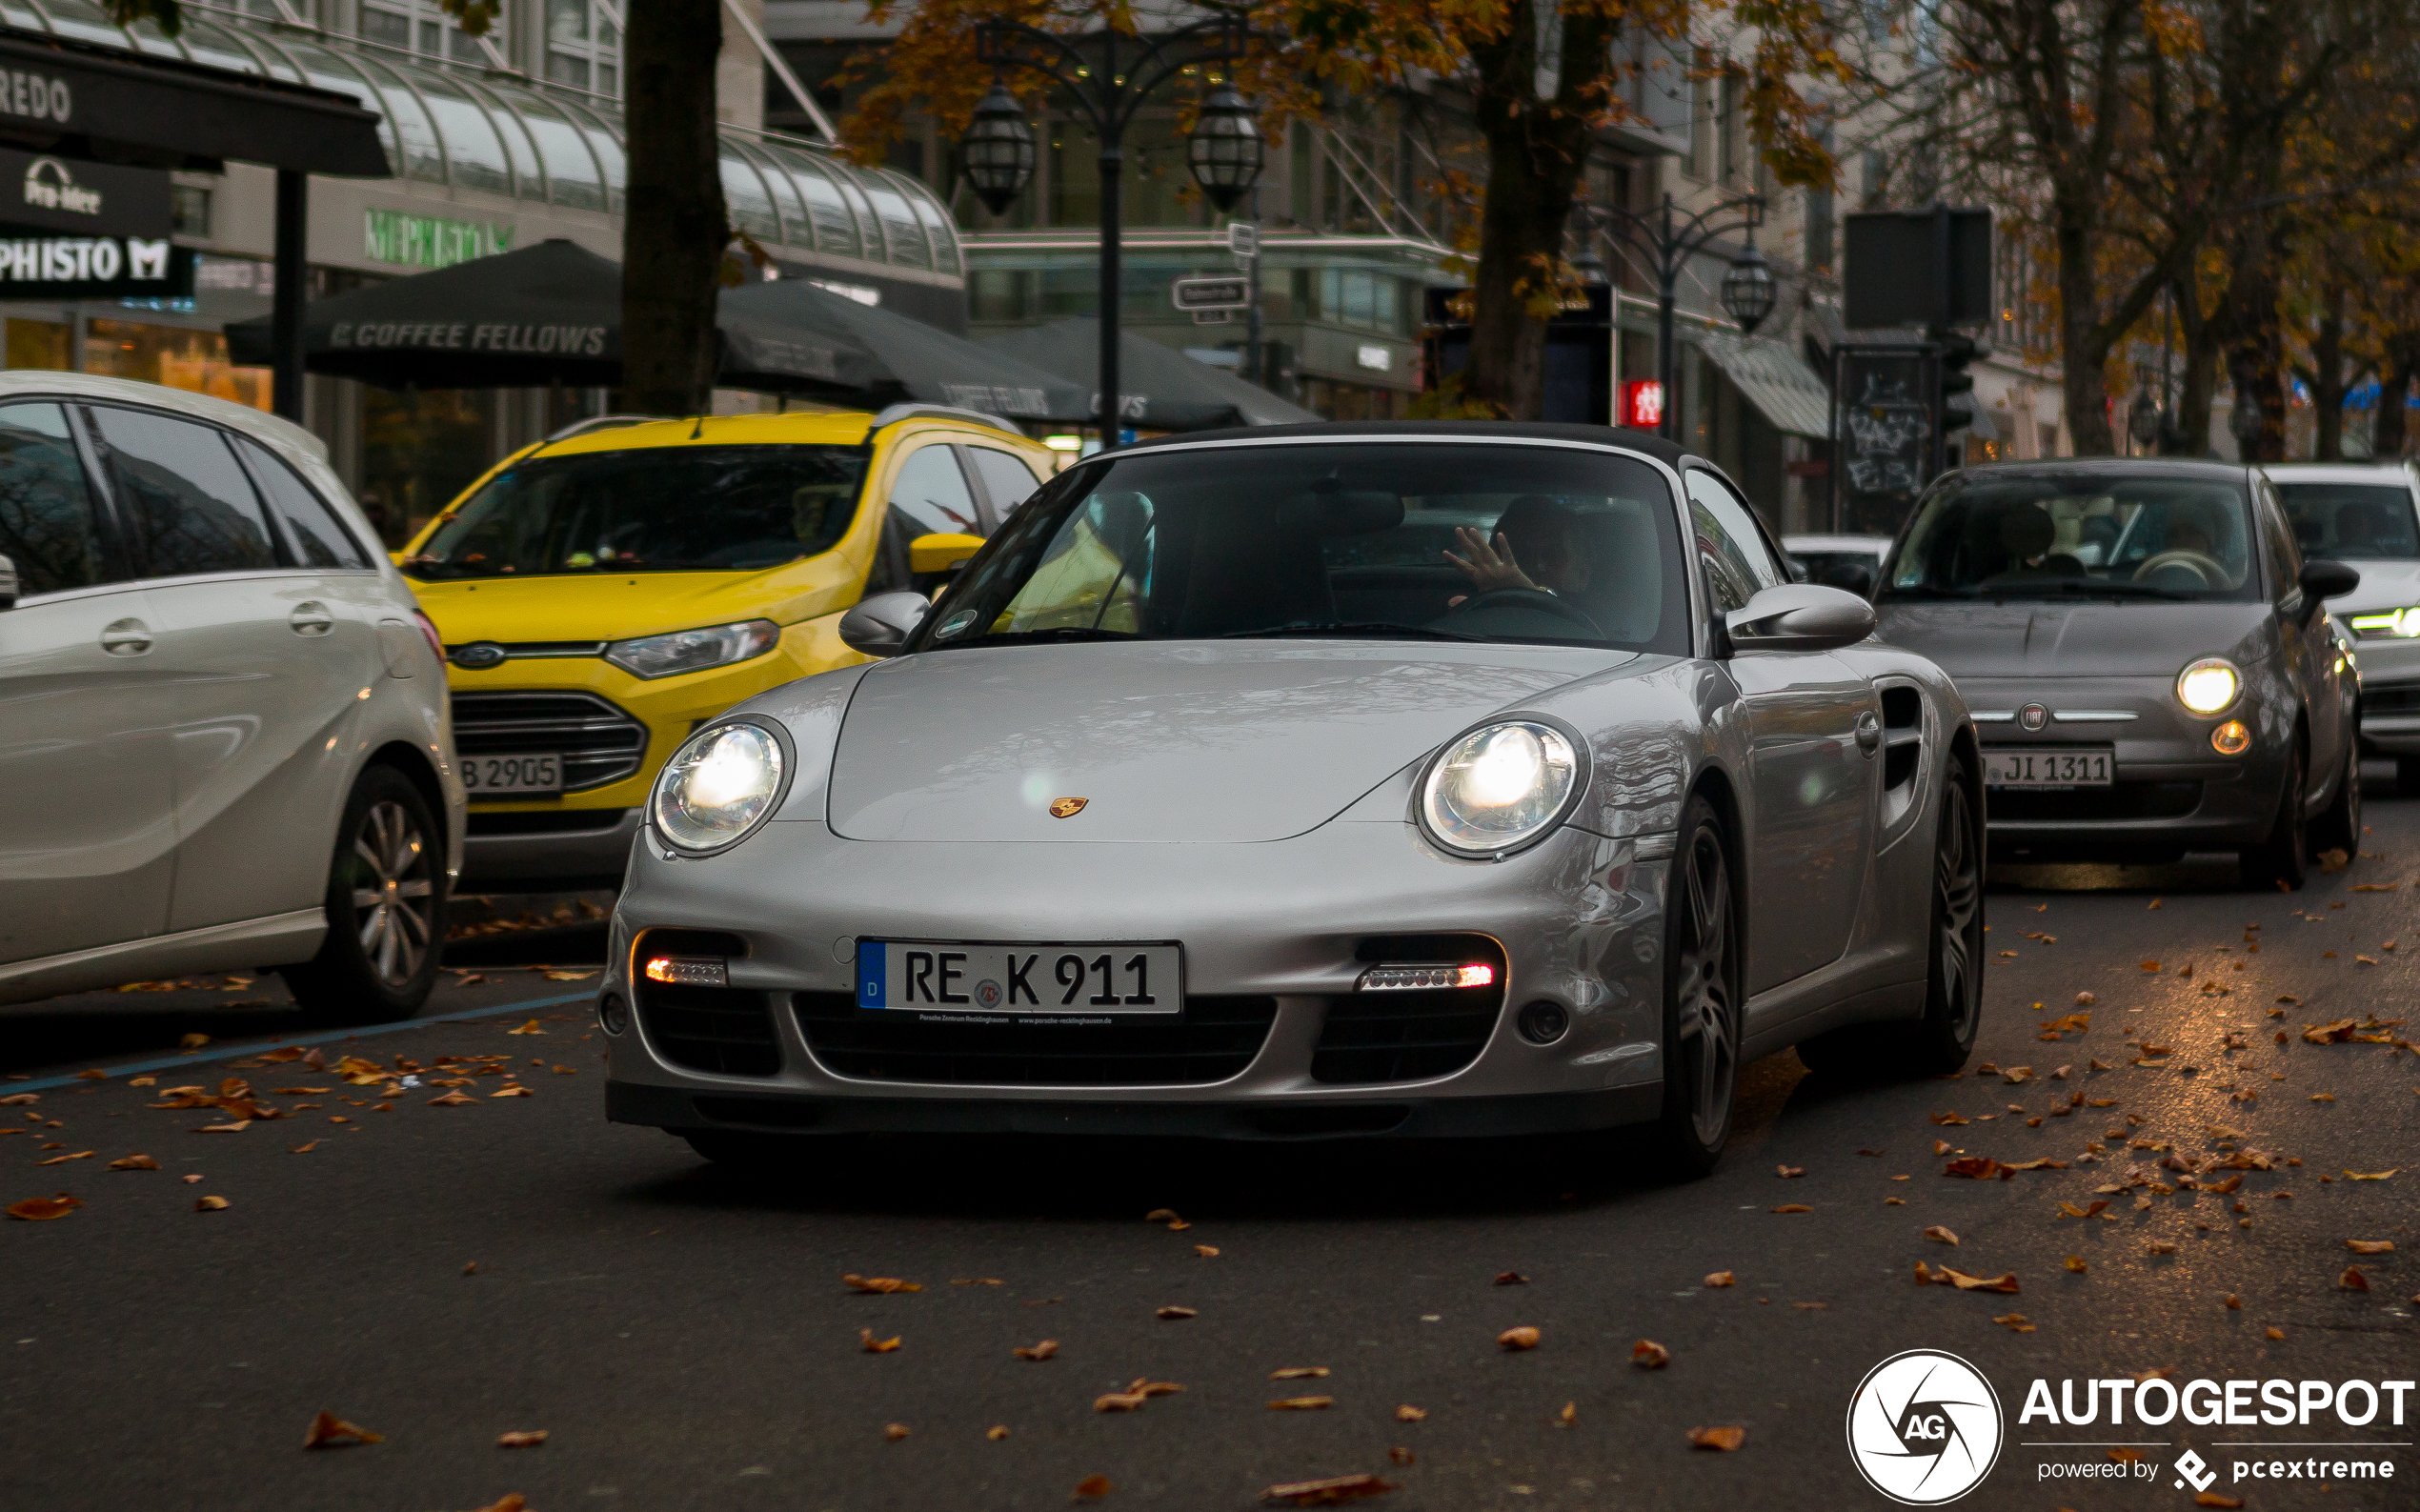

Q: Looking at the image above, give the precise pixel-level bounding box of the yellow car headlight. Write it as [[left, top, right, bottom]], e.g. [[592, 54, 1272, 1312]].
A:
[[2174, 657, 2242, 716]]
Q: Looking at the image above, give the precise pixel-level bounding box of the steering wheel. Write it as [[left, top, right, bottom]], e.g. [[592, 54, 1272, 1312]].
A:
[[1450, 587, 1605, 635], [2131, 550, 2226, 587]]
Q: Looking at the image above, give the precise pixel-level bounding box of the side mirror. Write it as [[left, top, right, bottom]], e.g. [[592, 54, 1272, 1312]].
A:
[[909, 532, 984, 576], [0, 552, 15, 610], [1724, 583, 1877, 655], [838, 590, 931, 657], [2298, 558, 2360, 603]]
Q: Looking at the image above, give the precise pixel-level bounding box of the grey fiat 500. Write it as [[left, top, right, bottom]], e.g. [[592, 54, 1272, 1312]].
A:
[[1874, 458, 2361, 887], [601, 423, 1983, 1176]]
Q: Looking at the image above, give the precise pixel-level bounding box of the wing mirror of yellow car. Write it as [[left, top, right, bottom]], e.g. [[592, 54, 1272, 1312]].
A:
[[909, 532, 984, 575]]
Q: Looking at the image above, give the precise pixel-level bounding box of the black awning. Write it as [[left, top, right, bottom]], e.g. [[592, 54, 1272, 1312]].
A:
[[226, 241, 882, 395], [980, 317, 1319, 431], [0, 27, 386, 175], [719, 279, 1090, 420]]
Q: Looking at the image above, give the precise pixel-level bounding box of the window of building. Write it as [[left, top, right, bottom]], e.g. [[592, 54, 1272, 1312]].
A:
[[359, 0, 497, 67], [1689, 50, 1717, 181], [545, 0, 620, 94], [83, 320, 271, 413], [171, 185, 212, 238]]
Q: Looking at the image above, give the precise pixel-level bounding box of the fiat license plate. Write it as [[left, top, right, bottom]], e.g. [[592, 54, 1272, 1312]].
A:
[[1984, 748, 2111, 789], [462, 753, 562, 796], [857, 940, 1182, 1019]]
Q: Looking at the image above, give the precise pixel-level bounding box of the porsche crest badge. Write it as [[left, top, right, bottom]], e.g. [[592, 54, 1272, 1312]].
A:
[[1048, 796, 1089, 818]]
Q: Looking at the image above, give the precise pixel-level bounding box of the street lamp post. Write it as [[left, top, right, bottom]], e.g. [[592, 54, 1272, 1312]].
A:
[[1577, 191, 1771, 441], [960, 18, 1260, 452]]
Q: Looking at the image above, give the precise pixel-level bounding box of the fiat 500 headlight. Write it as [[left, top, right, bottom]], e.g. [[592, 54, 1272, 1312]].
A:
[[1419, 720, 1583, 857], [606, 619, 779, 679], [2174, 657, 2242, 716], [651, 721, 786, 853]]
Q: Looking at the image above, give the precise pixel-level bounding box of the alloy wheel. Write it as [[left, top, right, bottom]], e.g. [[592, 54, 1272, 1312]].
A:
[[349, 798, 434, 986], [1934, 777, 1983, 1039], [1673, 824, 1738, 1148]]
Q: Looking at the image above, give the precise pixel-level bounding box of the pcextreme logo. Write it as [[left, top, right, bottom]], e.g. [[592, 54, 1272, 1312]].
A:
[[1847, 1349, 2007, 1504]]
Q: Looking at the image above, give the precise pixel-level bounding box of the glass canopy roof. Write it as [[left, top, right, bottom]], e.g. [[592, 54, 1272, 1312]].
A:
[[0, 0, 961, 278]]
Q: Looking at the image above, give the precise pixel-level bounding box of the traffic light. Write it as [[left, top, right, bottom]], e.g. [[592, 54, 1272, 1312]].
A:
[[1938, 332, 1980, 438]]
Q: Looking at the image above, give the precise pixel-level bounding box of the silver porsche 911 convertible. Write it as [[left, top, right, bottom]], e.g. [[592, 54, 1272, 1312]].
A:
[[600, 423, 1983, 1176]]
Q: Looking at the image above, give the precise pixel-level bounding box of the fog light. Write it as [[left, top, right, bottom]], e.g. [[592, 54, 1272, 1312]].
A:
[[644, 956, 729, 987], [1356, 962, 1495, 992], [597, 991, 629, 1036], [2210, 720, 2251, 756], [1515, 999, 1569, 1045]]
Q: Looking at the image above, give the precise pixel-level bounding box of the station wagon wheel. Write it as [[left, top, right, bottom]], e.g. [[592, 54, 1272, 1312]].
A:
[[285, 765, 449, 1025], [1652, 795, 1741, 1178]]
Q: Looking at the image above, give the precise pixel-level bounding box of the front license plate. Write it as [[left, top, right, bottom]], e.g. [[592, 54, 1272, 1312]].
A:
[[857, 940, 1182, 1018], [1984, 748, 2112, 788], [462, 753, 562, 797]]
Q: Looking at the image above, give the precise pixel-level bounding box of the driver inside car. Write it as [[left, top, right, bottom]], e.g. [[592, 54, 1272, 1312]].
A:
[[1442, 495, 1596, 606]]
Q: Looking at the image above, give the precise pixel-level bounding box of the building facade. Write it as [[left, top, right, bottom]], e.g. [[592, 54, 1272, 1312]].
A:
[[0, 0, 960, 542]]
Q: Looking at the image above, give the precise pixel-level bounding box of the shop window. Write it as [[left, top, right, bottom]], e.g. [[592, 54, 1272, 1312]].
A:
[[360, 388, 494, 548], [83, 320, 271, 412], [546, 0, 620, 94], [5, 318, 71, 371]]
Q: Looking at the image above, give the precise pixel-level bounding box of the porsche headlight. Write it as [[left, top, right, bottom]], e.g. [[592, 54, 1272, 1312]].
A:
[[651, 721, 785, 853], [606, 619, 779, 679], [2174, 657, 2242, 716], [1419, 721, 1581, 857]]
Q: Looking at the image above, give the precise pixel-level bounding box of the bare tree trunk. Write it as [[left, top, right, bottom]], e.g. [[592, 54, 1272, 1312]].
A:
[[2377, 342, 2420, 459], [1461, 1, 1613, 419], [623, 0, 728, 416], [2056, 222, 2117, 454], [2222, 217, 2289, 462], [2309, 282, 2348, 460], [2169, 275, 2222, 457]]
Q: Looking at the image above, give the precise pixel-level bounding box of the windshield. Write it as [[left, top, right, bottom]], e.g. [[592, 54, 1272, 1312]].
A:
[[405, 444, 871, 579], [1883, 471, 2259, 601], [908, 441, 1688, 653], [2272, 479, 2420, 560]]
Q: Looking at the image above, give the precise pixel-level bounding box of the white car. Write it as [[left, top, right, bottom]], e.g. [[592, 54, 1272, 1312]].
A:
[[0, 373, 464, 1020], [2266, 461, 2420, 788]]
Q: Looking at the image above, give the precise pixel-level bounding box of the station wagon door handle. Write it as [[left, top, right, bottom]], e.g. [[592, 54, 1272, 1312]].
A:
[[288, 601, 336, 636], [1854, 710, 1881, 755], [99, 617, 152, 655]]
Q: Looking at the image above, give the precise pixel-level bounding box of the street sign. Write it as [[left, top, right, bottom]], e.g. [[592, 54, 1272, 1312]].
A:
[[1171, 273, 1249, 312], [1192, 308, 1233, 325], [1225, 221, 1258, 258]]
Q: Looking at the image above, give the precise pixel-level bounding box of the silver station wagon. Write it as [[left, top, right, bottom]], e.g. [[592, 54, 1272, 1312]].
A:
[[1874, 458, 2361, 888]]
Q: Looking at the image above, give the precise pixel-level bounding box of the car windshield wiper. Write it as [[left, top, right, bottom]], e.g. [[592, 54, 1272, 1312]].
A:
[[1221, 620, 1487, 642]]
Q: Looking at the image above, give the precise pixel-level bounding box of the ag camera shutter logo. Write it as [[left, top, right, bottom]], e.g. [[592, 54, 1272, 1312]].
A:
[[1847, 1349, 2005, 1503]]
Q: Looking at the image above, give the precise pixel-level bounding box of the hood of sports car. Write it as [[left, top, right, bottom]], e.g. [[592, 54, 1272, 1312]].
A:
[[1873, 599, 2273, 677], [825, 641, 1633, 842]]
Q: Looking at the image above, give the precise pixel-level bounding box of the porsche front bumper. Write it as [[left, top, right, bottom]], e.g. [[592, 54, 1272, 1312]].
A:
[[600, 816, 1674, 1139]]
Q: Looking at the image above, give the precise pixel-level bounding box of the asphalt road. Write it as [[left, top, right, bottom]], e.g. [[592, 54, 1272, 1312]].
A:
[[4, 804, 2415, 1512]]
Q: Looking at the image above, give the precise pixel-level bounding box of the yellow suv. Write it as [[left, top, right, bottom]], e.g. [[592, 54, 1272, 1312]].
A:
[[399, 404, 1052, 890]]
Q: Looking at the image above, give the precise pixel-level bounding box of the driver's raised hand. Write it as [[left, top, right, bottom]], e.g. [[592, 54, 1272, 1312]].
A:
[[1444, 526, 1537, 595]]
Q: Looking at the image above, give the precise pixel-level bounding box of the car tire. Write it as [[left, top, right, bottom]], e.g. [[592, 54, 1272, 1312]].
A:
[[1649, 794, 1742, 1180], [2310, 737, 2361, 858], [1796, 751, 1985, 1079], [2239, 742, 2309, 892], [283, 764, 448, 1025]]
